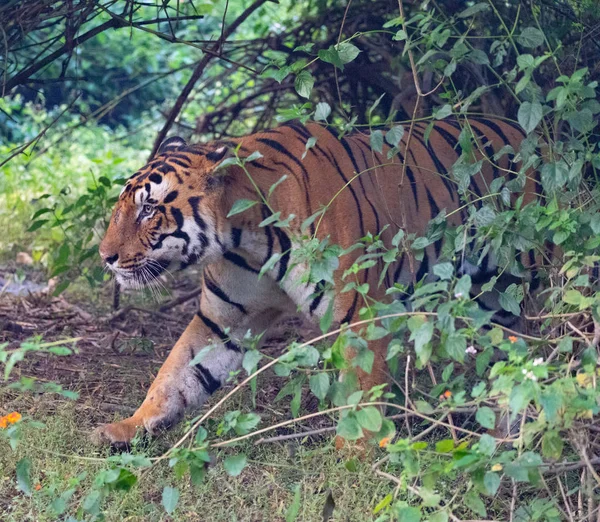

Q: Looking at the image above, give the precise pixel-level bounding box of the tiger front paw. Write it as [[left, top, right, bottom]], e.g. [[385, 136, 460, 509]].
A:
[[91, 416, 144, 449]]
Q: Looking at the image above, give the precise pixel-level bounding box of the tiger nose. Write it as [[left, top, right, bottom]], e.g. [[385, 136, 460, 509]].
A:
[[101, 251, 119, 265]]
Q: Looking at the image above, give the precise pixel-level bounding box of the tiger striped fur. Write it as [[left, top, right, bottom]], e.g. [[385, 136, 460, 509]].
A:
[[93, 117, 537, 446]]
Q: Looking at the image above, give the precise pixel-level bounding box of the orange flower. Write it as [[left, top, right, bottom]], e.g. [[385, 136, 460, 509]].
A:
[[379, 436, 392, 448], [6, 412, 21, 424], [508, 336, 518, 343], [34, 484, 42, 491], [443, 390, 452, 398], [0, 417, 7, 429]]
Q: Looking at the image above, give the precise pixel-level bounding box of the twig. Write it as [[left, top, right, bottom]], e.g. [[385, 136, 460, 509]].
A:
[[0, 94, 80, 168], [159, 287, 202, 312], [404, 354, 412, 437], [254, 412, 414, 445], [150, 0, 269, 158], [104, 305, 187, 324]]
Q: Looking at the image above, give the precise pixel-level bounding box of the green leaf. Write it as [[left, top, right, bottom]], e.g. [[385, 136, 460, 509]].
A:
[[370, 130, 384, 153], [261, 65, 291, 83], [476, 406, 496, 429], [454, 274, 472, 297], [436, 439, 454, 453], [414, 400, 434, 414], [393, 29, 407, 41], [355, 406, 382, 432], [517, 27, 545, 48], [286, 484, 302, 522], [385, 125, 404, 147], [517, 101, 543, 134], [541, 160, 569, 193], [294, 70, 314, 98], [319, 297, 334, 334], [302, 137, 317, 159], [27, 219, 49, 232], [434, 104, 453, 120], [16, 458, 32, 496], [227, 199, 257, 218], [484, 472, 501, 495], [259, 252, 282, 279], [445, 333, 466, 363], [397, 506, 421, 522], [353, 347, 374, 373], [540, 391, 562, 425], [499, 291, 521, 316], [235, 413, 261, 435], [409, 319, 433, 365], [244, 150, 263, 163], [224, 454, 247, 477], [337, 42, 360, 64], [195, 426, 208, 444], [268, 175, 288, 198], [457, 2, 488, 17], [433, 262, 454, 280], [314, 102, 331, 121], [347, 390, 363, 406], [419, 488, 441, 507], [374, 493, 393, 514], [82, 490, 101, 515], [336, 414, 363, 440], [111, 468, 137, 491], [162, 486, 180, 515], [429, 512, 449, 522], [464, 490, 487, 517], [478, 434, 496, 456], [318, 47, 344, 69], [242, 350, 263, 376], [309, 373, 330, 400], [542, 430, 564, 459]]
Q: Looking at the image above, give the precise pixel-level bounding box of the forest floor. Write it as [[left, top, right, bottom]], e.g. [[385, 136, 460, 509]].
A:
[[0, 264, 393, 522]]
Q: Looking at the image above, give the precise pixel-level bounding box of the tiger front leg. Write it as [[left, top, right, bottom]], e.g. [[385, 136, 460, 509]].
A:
[[91, 312, 243, 447]]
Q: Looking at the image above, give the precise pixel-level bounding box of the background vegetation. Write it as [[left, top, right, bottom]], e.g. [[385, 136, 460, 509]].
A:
[[2, 0, 600, 520]]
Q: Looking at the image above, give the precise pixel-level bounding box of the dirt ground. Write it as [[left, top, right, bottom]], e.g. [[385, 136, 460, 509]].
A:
[[0, 264, 324, 438]]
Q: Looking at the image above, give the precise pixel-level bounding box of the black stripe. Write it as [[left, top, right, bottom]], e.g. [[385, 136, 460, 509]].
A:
[[168, 158, 191, 168], [410, 129, 456, 202], [261, 206, 274, 265], [204, 273, 248, 314], [340, 292, 360, 325], [272, 226, 291, 281], [231, 228, 242, 248], [224, 251, 260, 274], [393, 253, 407, 283], [309, 281, 325, 314], [396, 149, 419, 202], [256, 138, 315, 234], [191, 362, 221, 394], [188, 196, 207, 231], [196, 310, 242, 352], [164, 191, 178, 204], [157, 163, 176, 174], [415, 251, 430, 282], [344, 136, 381, 233]]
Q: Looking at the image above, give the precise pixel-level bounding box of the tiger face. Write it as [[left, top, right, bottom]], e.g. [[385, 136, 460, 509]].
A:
[[99, 137, 229, 288]]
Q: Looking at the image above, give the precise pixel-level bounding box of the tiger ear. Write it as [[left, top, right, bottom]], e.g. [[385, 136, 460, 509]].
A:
[[157, 136, 187, 155], [206, 146, 231, 165]]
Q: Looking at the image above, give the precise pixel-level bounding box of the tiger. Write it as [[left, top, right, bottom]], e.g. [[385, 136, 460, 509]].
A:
[[93, 117, 539, 446]]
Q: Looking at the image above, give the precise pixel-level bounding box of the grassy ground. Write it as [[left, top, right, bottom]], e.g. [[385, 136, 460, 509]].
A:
[[0, 270, 395, 521], [0, 403, 391, 522]]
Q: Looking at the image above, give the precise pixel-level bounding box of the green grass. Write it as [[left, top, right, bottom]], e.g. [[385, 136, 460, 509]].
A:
[[0, 401, 393, 521]]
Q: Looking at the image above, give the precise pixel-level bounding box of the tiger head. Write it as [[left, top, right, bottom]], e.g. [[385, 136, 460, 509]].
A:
[[99, 137, 231, 288]]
